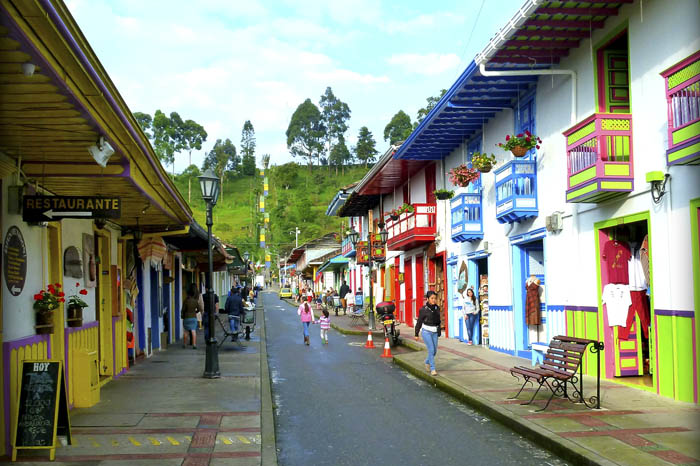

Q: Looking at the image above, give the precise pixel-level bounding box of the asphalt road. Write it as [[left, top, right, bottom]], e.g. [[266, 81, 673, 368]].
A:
[[264, 291, 569, 466]]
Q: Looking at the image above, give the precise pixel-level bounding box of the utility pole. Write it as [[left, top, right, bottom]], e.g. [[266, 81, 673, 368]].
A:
[[290, 227, 300, 248]]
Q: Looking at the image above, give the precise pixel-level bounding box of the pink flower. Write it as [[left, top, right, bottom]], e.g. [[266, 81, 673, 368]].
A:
[[505, 135, 510, 141], [76, 282, 80, 287], [517, 133, 523, 138], [525, 130, 531, 136], [525, 137, 531, 142], [536, 145, 540, 149]]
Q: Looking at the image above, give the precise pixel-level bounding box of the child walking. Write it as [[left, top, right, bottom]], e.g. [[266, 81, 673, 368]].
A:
[[297, 300, 316, 346], [318, 309, 331, 344]]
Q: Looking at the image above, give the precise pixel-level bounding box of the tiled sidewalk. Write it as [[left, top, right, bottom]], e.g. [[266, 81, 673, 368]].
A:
[[332, 314, 700, 466]]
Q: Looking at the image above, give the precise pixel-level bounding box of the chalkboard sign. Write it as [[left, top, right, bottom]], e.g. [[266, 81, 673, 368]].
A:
[[12, 360, 71, 461]]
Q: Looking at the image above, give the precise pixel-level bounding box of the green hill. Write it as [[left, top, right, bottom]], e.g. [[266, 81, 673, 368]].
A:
[[171, 163, 369, 262]]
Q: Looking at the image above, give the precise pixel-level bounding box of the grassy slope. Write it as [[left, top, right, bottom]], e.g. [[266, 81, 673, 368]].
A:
[[171, 164, 370, 259]]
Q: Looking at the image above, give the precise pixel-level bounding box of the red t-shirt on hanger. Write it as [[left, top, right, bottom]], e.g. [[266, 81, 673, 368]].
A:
[[603, 240, 631, 284]]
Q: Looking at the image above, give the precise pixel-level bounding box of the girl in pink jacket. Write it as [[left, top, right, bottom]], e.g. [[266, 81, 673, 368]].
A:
[[297, 301, 316, 346]]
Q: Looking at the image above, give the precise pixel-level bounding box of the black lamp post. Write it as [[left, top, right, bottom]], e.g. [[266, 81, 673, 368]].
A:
[[199, 169, 221, 379], [348, 226, 388, 331], [243, 251, 250, 288]]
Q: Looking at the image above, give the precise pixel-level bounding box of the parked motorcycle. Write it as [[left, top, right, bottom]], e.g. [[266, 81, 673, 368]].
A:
[[375, 301, 400, 347]]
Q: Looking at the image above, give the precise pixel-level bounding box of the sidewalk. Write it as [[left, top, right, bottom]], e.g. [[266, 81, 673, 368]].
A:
[[8, 305, 276, 465], [332, 316, 700, 466]]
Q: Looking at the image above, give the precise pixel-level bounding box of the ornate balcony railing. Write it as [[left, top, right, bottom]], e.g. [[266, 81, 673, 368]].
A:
[[494, 160, 538, 224], [451, 193, 483, 242], [385, 203, 437, 251], [563, 113, 633, 203], [341, 236, 355, 257], [661, 51, 700, 165]]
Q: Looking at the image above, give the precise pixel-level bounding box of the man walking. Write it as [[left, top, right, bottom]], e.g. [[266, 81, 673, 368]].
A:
[[225, 286, 243, 338], [339, 280, 350, 315]]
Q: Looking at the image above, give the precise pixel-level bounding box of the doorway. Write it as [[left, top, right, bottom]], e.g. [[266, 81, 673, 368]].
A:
[[597, 218, 652, 388], [95, 231, 113, 378], [429, 255, 446, 335], [468, 255, 489, 346], [47, 224, 64, 365], [403, 258, 413, 327]]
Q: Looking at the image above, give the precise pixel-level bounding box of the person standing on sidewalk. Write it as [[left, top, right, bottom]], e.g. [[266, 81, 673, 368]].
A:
[[462, 288, 479, 345], [181, 284, 202, 349], [339, 280, 350, 314], [415, 290, 441, 376], [297, 300, 316, 345]]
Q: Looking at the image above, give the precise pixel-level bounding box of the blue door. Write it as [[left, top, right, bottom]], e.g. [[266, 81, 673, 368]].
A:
[[150, 266, 160, 350], [522, 242, 545, 348]]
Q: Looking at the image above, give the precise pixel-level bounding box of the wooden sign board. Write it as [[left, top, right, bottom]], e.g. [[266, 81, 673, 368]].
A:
[[22, 195, 121, 223], [12, 360, 71, 461]]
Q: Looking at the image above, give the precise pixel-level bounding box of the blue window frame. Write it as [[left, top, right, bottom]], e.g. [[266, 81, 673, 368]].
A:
[[516, 93, 536, 160], [466, 136, 482, 192]]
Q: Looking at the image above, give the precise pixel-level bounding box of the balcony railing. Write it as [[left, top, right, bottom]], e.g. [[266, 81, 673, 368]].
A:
[[662, 51, 700, 165], [386, 203, 437, 251], [341, 236, 355, 257], [451, 193, 483, 242], [563, 113, 633, 203], [494, 160, 538, 224]]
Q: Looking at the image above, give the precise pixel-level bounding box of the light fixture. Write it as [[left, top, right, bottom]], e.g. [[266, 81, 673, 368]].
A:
[[347, 228, 359, 247], [133, 229, 143, 241], [141, 202, 150, 214], [21, 62, 35, 77], [378, 227, 388, 244], [243, 251, 250, 262], [94, 216, 107, 230], [198, 169, 220, 206], [646, 171, 670, 204], [88, 136, 115, 167]]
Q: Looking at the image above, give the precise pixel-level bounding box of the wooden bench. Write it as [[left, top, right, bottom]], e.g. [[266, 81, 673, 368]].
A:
[[509, 335, 604, 411], [215, 314, 241, 348]]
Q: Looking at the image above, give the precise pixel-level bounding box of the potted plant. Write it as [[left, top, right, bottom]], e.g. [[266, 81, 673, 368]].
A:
[[33, 283, 64, 334], [497, 130, 541, 157], [66, 282, 89, 327], [471, 152, 498, 172], [433, 189, 455, 200], [398, 203, 415, 214], [448, 164, 481, 187], [387, 208, 400, 221]]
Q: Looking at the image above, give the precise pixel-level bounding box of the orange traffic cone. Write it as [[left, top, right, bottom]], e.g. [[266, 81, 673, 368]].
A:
[[381, 338, 392, 358], [364, 331, 375, 348]]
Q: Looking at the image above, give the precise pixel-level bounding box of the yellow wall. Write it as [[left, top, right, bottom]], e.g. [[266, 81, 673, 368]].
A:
[[65, 325, 99, 406]]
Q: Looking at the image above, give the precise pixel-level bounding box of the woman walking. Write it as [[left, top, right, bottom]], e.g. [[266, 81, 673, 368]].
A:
[[297, 300, 316, 346], [181, 284, 202, 349], [462, 288, 479, 345], [415, 291, 441, 375]]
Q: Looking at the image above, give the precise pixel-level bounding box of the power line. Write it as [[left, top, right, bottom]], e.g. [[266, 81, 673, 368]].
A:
[[453, 0, 487, 81]]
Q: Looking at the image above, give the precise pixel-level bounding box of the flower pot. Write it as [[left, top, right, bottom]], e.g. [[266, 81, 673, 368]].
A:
[[67, 304, 83, 328], [475, 163, 493, 173], [390, 214, 400, 221], [511, 146, 528, 157], [35, 310, 54, 334], [435, 192, 453, 200]]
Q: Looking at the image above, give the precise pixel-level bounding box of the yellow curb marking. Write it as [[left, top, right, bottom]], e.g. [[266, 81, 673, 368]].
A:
[[184, 435, 192, 443], [237, 435, 251, 444], [166, 436, 180, 446], [148, 437, 161, 446], [88, 437, 100, 447], [128, 437, 141, 446], [111, 440, 119, 447], [221, 437, 233, 445]]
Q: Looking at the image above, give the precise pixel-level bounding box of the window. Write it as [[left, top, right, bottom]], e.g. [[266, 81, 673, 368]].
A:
[[466, 136, 482, 192], [596, 31, 630, 113]]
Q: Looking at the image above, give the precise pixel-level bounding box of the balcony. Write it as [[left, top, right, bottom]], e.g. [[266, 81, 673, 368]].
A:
[[451, 193, 483, 242], [386, 203, 437, 251], [662, 52, 700, 165], [341, 236, 355, 257], [495, 160, 538, 224], [563, 113, 633, 203]]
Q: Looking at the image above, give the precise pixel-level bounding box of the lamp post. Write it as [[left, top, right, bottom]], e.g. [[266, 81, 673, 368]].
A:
[[348, 226, 388, 331], [290, 227, 300, 248], [199, 169, 221, 379]]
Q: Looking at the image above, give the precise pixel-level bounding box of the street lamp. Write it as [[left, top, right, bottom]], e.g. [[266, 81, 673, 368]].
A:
[[199, 169, 220, 379], [243, 252, 250, 286], [348, 226, 388, 331], [290, 227, 301, 248]]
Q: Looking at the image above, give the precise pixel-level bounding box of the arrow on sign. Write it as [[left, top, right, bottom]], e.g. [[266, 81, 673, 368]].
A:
[[44, 210, 92, 220]]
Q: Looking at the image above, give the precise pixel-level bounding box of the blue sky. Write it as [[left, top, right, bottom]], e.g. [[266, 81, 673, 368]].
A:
[[66, 0, 524, 172]]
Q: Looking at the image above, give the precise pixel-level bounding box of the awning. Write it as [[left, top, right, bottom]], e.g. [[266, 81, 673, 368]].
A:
[[317, 255, 349, 274]]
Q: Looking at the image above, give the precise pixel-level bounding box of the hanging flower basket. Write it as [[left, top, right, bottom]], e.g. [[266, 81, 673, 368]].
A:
[[471, 152, 497, 172], [433, 189, 454, 200], [35, 310, 54, 334], [448, 164, 480, 187], [497, 131, 542, 158], [389, 214, 399, 221], [67, 304, 83, 328], [34, 283, 63, 335]]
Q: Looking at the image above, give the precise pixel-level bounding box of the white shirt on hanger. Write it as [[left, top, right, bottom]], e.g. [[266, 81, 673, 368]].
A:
[[602, 284, 631, 327], [628, 248, 647, 292]]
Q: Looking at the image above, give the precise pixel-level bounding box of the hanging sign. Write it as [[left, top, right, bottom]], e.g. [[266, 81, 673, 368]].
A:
[[12, 360, 71, 461], [22, 196, 121, 223], [3, 225, 27, 296]]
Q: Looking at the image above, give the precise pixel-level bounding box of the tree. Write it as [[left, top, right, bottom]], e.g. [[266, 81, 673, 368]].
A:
[[319, 87, 351, 165], [273, 162, 299, 189], [134, 112, 152, 139], [179, 119, 207, 202], [384, 110, 413, 145], [203, 138, 237, 202], [240, 120, 257, 176], [354, 127, 378, 168], [152, 110, 178, 172], [415, 89, 447, 128], [286, 99, 324, 171], [328, 135, 351, 175]]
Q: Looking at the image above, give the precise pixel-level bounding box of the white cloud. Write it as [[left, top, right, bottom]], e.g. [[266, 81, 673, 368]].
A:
[[388, 53, 460, 76], [385, 12, 464, 34]]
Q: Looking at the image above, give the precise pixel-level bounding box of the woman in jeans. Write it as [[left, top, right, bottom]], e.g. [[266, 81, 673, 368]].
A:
[[414, 291, 441, 376], [463, 288, 479, 345]]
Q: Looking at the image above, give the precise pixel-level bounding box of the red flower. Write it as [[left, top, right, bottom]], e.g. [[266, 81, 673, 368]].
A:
[[537, 138, 542, 143], [54, 283, 61, 288], [505, 135, 510, 141], [525, 137, 531, 142], [59, 298, 65, 303], [76, 282, 80, 287], [517, 133, 523, 138], [34, 294, 42, 300], [79, 289, 88, 295], [536, 145, 540, 149], [58, 292, 65, 297], [525, 130, 531, 136], [498, 143, 503, 147]]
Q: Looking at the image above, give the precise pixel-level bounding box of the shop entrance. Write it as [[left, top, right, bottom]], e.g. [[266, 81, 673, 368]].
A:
[[95, 231, 113, 378], [512, 236, 546, 357], [403, 258, 413, 327], [597, 217, 652, 388], [468, 255, 489, 346]]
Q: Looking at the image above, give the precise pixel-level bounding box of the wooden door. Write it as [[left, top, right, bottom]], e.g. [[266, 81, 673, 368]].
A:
[[404, 258, 413, 327], [425, 164, 436, 204], [415, 256, 424, 321], [96, 232, 113, 376]]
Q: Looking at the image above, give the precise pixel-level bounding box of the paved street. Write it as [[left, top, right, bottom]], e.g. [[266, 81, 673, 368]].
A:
[[265, 292, 568, 466]]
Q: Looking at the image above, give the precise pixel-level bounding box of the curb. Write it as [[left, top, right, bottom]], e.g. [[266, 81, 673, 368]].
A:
[[391, 342, 615, 466], [258, 305, 278, 466], [330, 323, 384, 337]]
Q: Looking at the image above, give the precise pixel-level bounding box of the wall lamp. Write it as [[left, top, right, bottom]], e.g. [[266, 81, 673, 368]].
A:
[[22, 62, 36, 77], [88, 136, 115, 167], [646, 171, 670, 204]]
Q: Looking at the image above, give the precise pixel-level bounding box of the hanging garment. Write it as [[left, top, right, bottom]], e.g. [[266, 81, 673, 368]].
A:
[[628, 247, 647, 291], [602, 283, 632, 327], [618, 291, 650, 340], [640, 234, 650, 285], [525, 281, 541, 325], [603, 240, 631, 284]]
